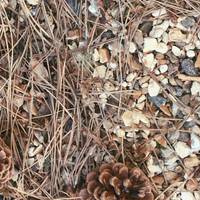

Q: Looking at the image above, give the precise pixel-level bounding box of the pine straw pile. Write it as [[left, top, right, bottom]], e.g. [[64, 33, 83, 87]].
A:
[[0, 0, 200, 200]]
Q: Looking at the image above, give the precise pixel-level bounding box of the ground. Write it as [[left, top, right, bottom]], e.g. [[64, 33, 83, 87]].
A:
[[0, 0, 200, 200]]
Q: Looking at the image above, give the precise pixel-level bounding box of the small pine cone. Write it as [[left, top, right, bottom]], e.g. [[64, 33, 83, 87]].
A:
[[0, 138, 12, 190], [79, 163, 154, 200]]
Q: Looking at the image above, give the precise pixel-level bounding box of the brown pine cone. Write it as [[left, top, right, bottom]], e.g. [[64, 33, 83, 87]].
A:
[[79, 162, 154, 200], [0, 138, 12, 190]]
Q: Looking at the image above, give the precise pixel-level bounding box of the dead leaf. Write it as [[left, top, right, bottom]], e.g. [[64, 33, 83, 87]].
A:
[[30, 58, 49, 82]]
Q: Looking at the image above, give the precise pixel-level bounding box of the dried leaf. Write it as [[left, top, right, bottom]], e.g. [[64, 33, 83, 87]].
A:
[[122, 110, 150, 127], [30, 58, 49, 82]]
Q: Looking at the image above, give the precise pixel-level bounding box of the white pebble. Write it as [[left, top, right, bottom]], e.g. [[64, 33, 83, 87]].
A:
[[191, 81, 200, 96], [148, 79, 160, 97], [150, 28, 164, 38], [172, 46, 181, 57], [185, 43, 195, 51], [155, 42, 168, 54], [115, 128, 126, 138], [88, 0, 100, 16], [93, 65, 107, 78], [186, 50, 195, 58], [109, 62, 118, 69], [143, 37, 158, 52], [196, 40, 200, 49], [162, 32, 169, 44], [92, 49, 99, 61], [168, 28, 186, 42], [191, 133, 200, 152], [136, 102, 145, 110], [159, 64, 168, 73], [27, 0, 40, 5], [129, 42, 137, 53], [126, 73, 136, 82], [137, 95, 146, 103], [121, 81, 128, 87], [150, 20, 170, 38], [161, 78, 168, 85], [181, 192, 196, 200], [142, 53, 157, 71], [155, 69, 160, 75], [174, 141, 191, 158]]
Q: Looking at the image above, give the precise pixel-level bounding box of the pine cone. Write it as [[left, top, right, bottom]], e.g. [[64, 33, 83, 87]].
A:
[[0, 138, 12, 189], [79, 163, 154, 200]]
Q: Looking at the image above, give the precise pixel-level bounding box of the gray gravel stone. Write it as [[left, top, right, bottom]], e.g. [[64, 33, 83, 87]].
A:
[[180, 17, 195, 29], [148, 95, 167, 107], [181, 59, 198, 76]]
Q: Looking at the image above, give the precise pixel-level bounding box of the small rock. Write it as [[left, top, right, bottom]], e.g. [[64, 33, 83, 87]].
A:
[[32, 144, 43, 157], [99, 48, 110, 63], [129, 42, 137, 53], [109, 62, 118, 69], [140, 21, 153, 34], [27, 0, 40, 5], [159, 64, 168, 73], [128, 55, 142, 71], [115, 127, 125, 138], [186, 50, 195, 58], [184, 155, 200, 168], [155, 42, 168, 54], [191, 81, 200, 96], [137, 95, 146, 103], [180, 192, 195, 200], [149, 95, 167, 107], [181, 59, 198, 76], [143, 37, 158, 52], [152, 8, 167, 17], [103, 120, 112, 131], [92, 49, 100, 61], [161, 78, 168, 85], [168, 28, 187, 42], [121, 110, 149, 127], [191, 133, 200, 152], [136, 102, 145, 110], [121, 81, 128, 88], [148, 79, 160, 97], [88, 0, 100, 16], [172, 46, 182, 57], [28, 147, 36, 157], [104, 81, 115, 92], [93, 65, 107, 78], [185, 43, 195, 51], [149, 27, 165, 39], [175, 86, 183, 97], [27, 158, 35, 166], [180, 17, 195, 29], [174, 141, 191, 158], [194, 192, 200, 200], [150, 20, 170, 38], [155, 69, 160, 75], [162, 32, 169, 44], [126, 73, 136, 82], [195, 52, 200, 68], [142, 53, 157, 70], [147, 156, 163, 176], [196, 40, 200, 50]]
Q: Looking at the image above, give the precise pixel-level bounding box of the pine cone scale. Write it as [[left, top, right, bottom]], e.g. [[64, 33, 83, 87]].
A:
[[80, 162, 154, 200]]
